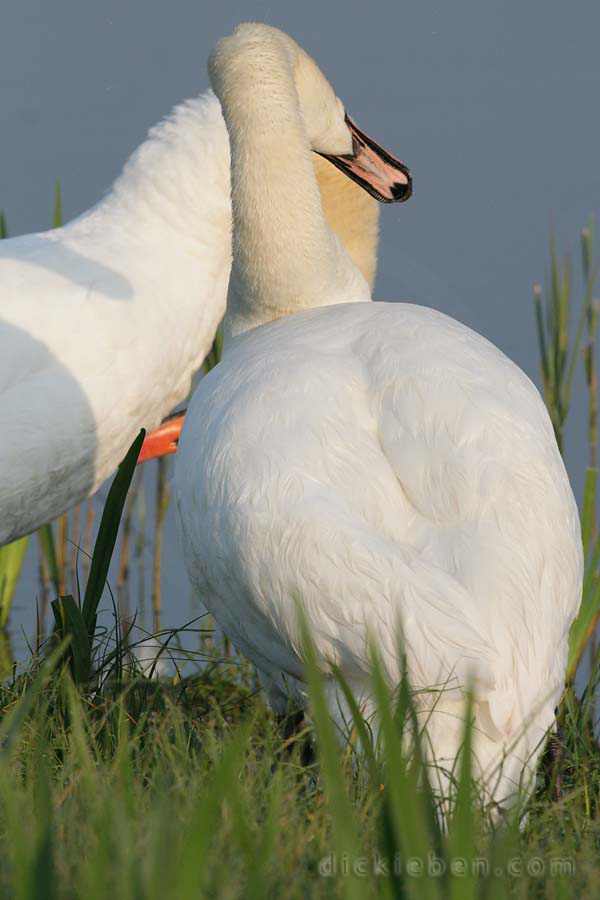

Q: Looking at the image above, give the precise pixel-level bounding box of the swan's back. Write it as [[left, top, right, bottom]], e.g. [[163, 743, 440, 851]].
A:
[[176, 301, 581, 785]]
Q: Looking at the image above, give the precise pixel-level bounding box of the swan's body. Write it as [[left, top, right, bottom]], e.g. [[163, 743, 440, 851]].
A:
[[175, 23, 582, 809], [0, 90, 378, 544]]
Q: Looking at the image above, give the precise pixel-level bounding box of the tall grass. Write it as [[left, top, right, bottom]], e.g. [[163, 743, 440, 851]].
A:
[[534, 219, 597, 456], [534, 219, 600, 674], [0, 526, 597, 897], [50, 430, 145, 684]]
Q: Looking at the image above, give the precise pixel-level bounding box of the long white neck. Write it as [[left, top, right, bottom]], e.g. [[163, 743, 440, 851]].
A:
[[212, 28, 371, 344]]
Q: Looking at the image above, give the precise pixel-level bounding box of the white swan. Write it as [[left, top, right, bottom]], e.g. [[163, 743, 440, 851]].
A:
[[0, 89, 378, 545], [173, 23, 583, 809]]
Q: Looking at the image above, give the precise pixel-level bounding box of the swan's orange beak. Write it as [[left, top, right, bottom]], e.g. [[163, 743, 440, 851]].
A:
[[317, 114, 412, 203], [137, 414, 185, 463]]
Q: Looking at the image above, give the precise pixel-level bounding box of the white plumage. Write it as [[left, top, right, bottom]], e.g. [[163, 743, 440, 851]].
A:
[[0, 87, 377, 545], [0, 92, 229, 544], [174, 23, 583, 808]]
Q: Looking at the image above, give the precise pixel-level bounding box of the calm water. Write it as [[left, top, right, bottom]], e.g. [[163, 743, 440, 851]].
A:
[[1, 0, 600, 664]]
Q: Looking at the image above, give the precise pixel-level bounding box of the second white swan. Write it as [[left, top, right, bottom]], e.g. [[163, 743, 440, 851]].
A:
[[173, 23, 582, 811]]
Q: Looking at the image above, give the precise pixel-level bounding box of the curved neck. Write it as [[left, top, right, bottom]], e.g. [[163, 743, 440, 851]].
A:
[[214, 30, 370, 344]]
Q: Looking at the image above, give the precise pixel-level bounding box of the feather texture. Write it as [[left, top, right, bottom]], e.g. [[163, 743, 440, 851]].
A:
[[176, 301, 582, 802]]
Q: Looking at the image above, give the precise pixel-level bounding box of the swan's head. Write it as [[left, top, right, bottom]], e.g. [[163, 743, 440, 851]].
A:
[[292, 43, 412, 203], [209, 23, 412, 204]]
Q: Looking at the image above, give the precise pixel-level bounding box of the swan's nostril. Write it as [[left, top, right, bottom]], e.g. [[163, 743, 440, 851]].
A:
[[391, 180, 412, 201]]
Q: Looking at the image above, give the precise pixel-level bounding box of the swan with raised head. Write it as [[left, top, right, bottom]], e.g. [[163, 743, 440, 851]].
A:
[[0, 88, 378, 545], [172, 23, 582, 810]]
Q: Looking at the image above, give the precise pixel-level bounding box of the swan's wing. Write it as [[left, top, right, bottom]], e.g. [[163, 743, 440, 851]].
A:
[[361, 304, 582, 723], [0, 230, 142, 542], [176, 303, 582, 736]]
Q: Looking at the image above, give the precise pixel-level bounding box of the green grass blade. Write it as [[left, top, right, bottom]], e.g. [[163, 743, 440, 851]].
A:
[[582, 216, 594, 281], [483, 823, 520, 900], [581, 467, 597, 554], [244, 769, 283, 900], [550, 232, 561, 375], [330, 662, 380, 781], [446, 692, 476, 900], [51, 594, 92, 683], [547, 232, 559, 400], [173, 725, 250, 899], [0, 210, 7, 239], [582, 536, 600, 603], [0, 536, 29, 628], [30, 753, 57, 900], [568, 572, 600, 679], [368, 649, 442, 900], [52, 177, 62, 228], [564, 288, 591, 409], [0, 639, 69, 755], [534, 284, 550, 390], [299, 609, 367, 900], [38, 524, 60, 598], [0, 631, 13, 681], [557, 266, 570, 385], [81, 429, 145, 639], [567, 468, 600, 677]]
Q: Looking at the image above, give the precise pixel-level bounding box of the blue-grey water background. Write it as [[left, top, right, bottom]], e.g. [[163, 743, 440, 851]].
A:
[[1, 0, 600, 666]]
